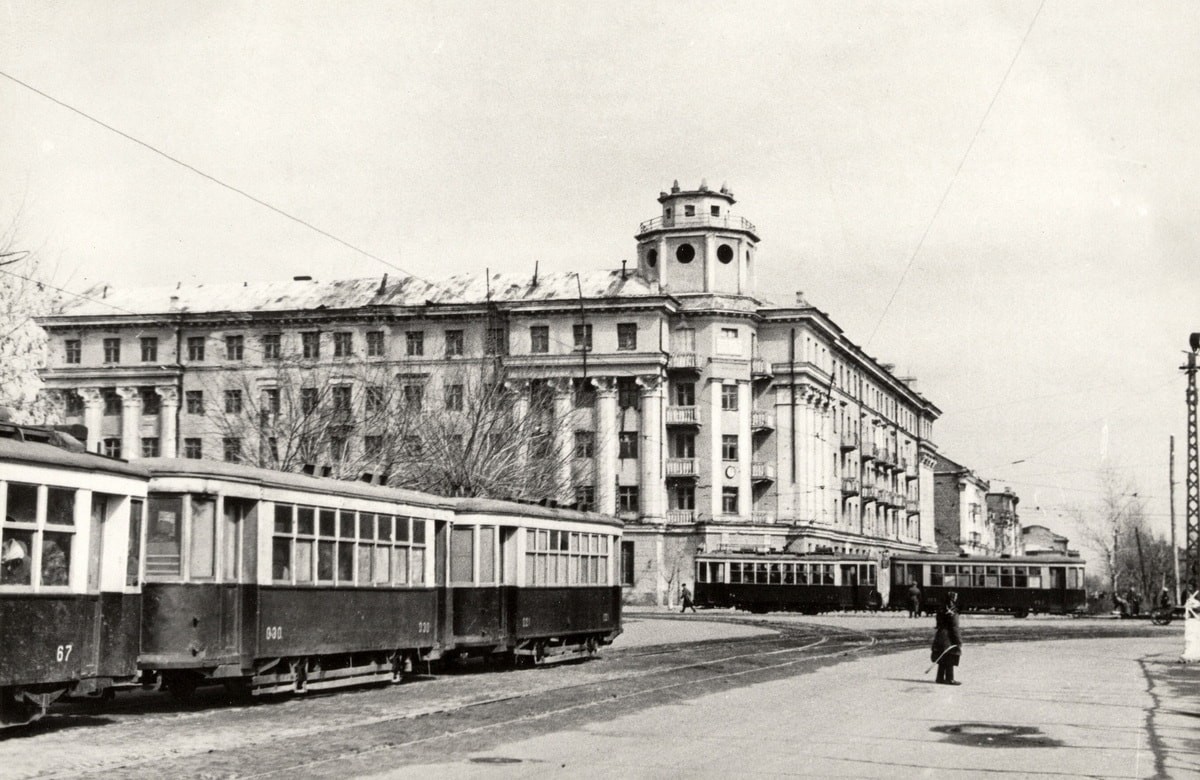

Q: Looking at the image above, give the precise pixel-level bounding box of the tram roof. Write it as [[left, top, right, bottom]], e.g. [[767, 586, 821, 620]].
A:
[[455, 497, 623, 529], [694, 551, 876, 562], [889, 552, 1085, 565], [0, 435, 149, 480], [140, 457, 457, 509]]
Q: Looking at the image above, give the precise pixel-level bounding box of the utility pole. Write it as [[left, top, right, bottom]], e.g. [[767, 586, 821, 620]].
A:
[[1184, 337, 1199, 594], [1171, 435, 1179, 603]]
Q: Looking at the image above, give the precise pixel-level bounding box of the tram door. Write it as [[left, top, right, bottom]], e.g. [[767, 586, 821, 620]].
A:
[[219, 498, 253, 659]]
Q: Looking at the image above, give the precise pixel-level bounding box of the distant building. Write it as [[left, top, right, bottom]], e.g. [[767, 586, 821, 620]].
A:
[[986, 487, 1021, 555], [37, 180, 944, 605], [1022, 524, 1073, 556], [932, 453, 997, 555]]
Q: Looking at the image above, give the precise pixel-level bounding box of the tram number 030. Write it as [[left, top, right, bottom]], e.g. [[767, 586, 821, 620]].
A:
[[56, 644, 74, 662], [264, 626, 284, 640]]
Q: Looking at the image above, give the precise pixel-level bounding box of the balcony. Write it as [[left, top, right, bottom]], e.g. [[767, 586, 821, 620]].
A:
[[841, 477, 860, 496], [666, 458, 698, 478], [839, 432, 859, 451], [750, 511, 776, 524], [878, 450, 896, 469], [665, 509, 696, 524], [752, 410, 775, 431], [751, 462, 776, 482], [666, 406, 700, 425], [638, 213, 758, 237], [861, 442, 879, 461], [667, 353, 700, 371], [751, 357, 773, 378], [861, 485, 878, 502], [905, 462, 920, 480], [906, 499, 920, 514]]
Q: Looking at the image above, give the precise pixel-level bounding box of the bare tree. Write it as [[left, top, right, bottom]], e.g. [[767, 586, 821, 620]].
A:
[[0, 213, 60, 424]]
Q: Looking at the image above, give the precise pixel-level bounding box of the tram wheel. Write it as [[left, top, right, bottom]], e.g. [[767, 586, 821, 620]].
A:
[[1012, 608, 1029, 619], [1151, 608, 1173, 626]]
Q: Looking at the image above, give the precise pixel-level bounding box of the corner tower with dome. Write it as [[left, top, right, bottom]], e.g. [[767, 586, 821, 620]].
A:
[[36, 179, 943, 607]]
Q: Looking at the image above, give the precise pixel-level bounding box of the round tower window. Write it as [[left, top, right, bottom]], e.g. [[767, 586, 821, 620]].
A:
[[676, 243, 695, 264], [647, 249, 658, 267], [717, 244, 734, 264]]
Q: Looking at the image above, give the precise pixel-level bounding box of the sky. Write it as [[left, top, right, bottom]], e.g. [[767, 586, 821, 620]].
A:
[[2, 1, 1196, 552]]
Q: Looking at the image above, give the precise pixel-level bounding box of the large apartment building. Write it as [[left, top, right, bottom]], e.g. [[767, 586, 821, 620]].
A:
[[38, 181, 943, 604]]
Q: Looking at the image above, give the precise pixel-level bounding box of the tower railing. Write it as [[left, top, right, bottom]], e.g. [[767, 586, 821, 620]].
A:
[[637, 214, 758, 235]]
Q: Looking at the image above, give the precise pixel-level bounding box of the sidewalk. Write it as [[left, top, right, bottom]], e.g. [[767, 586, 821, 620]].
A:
[[381, 622, 1199, 778]]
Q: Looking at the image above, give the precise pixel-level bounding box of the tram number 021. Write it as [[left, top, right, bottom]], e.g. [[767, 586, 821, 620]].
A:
[[264, 626, 284, 641], [56, 644, 74, 662]]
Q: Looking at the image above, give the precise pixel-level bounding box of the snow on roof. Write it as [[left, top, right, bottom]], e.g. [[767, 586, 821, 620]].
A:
[[58, 269, 662, 318]]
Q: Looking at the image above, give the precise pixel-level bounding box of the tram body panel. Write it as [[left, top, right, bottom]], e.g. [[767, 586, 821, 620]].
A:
[[509, 585, 622, 641], [140, 582, 246, 670], [0, 595, 100, 686], [449, 586, 505, 647]]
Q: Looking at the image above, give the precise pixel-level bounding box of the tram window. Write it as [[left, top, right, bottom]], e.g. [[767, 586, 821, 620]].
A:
[[340, 511, 355, 538], [794, 564, 807, 585], [396, 517, 410, 543], [47, 488, 76, 525], [769, 563, 782, 584], [1027, 568, 1042, 589], [986, 566, 999, 588], [190, 497, 216, 579], [317, 540, 335, 581], [373, 545, 390, 584], [411, 545, 426, 585], [379, 514, 393, 541], [1014, 567, 1028, 588], [973, 566, 987, 588], [729, 562, 742, 584], [783, 564, 795, 585], [841, 564, 857, 586], [479, 527, 496, 584], [959, 565, 972, 587], [127, 498, 144, 587], [356, 538, 372, 583], [359, 513, 374, 539], [272, 538, 291, 581], [295, 535, 314, 583], [451, 527, 474, 583], [1, 528, 34, 585], [697, 562, 708, 583], [319, 509, 336, 537], [413, 521, 426, 545], [274, 504, 293, 534], [1050, 568, 1065, 589], [930, 566, 943, 587], [6, 483, 37, 523], [392, 545, 409, 584], [147, 496, 183, 577], [1000, 566, 1013, 587], [822, 565, 835, 585], [222, 499, 246, 581], [297, 507, 315, 536]]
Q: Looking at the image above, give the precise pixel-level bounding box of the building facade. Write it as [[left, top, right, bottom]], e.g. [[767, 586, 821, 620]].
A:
[[985, 487, 1021, 555], [1022, 524, 1072, 556], [38, 181, 943, 605], [932, 453, 998, 555]]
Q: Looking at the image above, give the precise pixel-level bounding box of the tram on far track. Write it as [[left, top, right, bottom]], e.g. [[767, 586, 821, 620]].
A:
[[889, 553, 1086, 618], [694, 551, 882, 614]]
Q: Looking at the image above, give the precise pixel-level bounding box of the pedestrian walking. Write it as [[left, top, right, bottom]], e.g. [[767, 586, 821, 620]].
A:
[[680, 583, 697, 613], [931, 591, 962, 685], [907, 581, 922, 618]]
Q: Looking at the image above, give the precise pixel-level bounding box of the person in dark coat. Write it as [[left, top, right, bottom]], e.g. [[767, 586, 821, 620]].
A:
[[931, 591, 962, 685], [907, 581, 922, 618], [679, 583, 697, 613]]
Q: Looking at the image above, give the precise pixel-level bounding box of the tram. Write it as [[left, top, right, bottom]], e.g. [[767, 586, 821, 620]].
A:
[[889, 553, 1086, 617], [694, 551, 882, 614], [1, 422, 148, 725]]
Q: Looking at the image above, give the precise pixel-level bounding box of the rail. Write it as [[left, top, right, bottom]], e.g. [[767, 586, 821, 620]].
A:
[[666, 458, 698, 477], [637, 214, 758, 235], [666, 406, 700, 425]]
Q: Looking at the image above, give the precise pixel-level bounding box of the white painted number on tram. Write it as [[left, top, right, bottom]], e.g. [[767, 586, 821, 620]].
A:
[[265, 626, 283, 640], [417, 621, 431, 633], [521, 617, 531, 628], [56, 644, 73, 662]]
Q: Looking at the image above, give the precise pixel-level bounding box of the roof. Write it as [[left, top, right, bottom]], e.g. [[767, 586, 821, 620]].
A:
[[455, 497, 623, 529], [890, 552, 1083, 565], [54, 270, 663, 318], [0, 436, 149, 480]]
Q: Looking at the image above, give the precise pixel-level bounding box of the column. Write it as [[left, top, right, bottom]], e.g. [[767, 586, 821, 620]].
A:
[[738, 380, 752, 521], [637, 374, 663, 521], [593, 377, 618, 517], [775, 384, 796, 520], [709, 380, 723, 522], [703, 234, 716, 292], [821, 398, 834, 524], [550, 378, 574, 505], [116, 386, 141, 460], [505, 380, 531, 479], [156, 386, 179, 458], [78, 388, 103, 453]]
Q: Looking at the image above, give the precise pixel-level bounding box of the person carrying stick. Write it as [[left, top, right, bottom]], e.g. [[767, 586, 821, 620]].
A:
[[931, 591, 963, 685]]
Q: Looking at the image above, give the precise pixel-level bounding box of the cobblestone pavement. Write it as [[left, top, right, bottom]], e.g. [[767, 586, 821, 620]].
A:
[[0, 614, 1178, 778]]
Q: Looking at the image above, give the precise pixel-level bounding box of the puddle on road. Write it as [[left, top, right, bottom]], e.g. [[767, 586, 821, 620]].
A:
[[931, 723, 1063, 748]]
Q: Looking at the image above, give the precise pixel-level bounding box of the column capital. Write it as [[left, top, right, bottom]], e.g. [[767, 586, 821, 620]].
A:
[[503, 378, 531, 395], [547, 377, 574, 397], [116, 386, 141, 404], [154, 385, 179, 405], [77, 387, 104, 405], [590, 376, 618, 395], [635, 374, 663, 393]]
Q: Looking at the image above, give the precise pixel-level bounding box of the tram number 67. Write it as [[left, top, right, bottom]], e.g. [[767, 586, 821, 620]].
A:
[[265, 626, 283, 640], [56, 644, 73, 663]]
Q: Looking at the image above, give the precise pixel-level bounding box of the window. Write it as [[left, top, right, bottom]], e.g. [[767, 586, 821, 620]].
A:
[[674, 382, 695, 406], [329, 434, 348, 462], [530, 325, 549, 354], [332, 385, 352, 412], [181, 390, 202, 415], [403, 384, 423, 410], [224, 389, 243, 414], [334, 332, 352, 357], [722, 487, 739, 515], [65, 393, 83, 416], [618, 486, 639, 513], [617, 323, 637, 350], [187, 336, 205, 361], [302, 331, 320, 359], [684, 204, 695, 217], [263, 388, 280, 415], [364, 435, 383, 457], [572, 323, 592, 352], [721, 384, 738, 411], [223, 438, 242, 462], [485, 327, 508, 356], [718, 327, 741, 355], [670, 484, 695, 509], [364, 385, 385, 413], [617, 377, 640, 409], [722, 435, 738, 461], [262, 333, 281, 360], [445, 384, 463, 411], [65, 339, 81, 364], [273, 507, 427, 587], [141, 388, 160, 416], [711, 205, 721, 216], [451, 526, 475, 584], [301, 387, 319, 414], [145, 495, 182, 578], [225, 335, 244, 361], [183, 438, 202, 459], [103, 438, 121, 457], [444, 329, 464, 357], [366, 330, 385, 357], [266, 437, 279, 464], [525, 529, 610, 587], [621, 541, 635, 586], [104, 390, 121, 416], [619, 431, 638, 459], [672, 432, 696, 458], [574, 431, 595, 458], [406, 331, 424, 356], [573, 378, 595, 408], [141, 337, 158, 362], [575, 486, 595, 511], [0, 483, 75, 587], [103, 338, 120, 363]]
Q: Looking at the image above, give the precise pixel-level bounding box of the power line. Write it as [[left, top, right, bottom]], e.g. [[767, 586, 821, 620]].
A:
[[865, 0, 1046, 348], [0, 68, 459, 297]]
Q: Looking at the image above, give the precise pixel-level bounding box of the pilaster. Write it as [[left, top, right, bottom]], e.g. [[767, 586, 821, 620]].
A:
[[155, 386, 179, 458], [115, 386, 141, 459], [77, 388, 103, 453]]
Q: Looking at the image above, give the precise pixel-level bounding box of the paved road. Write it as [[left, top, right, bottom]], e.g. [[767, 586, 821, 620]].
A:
[[0, 614, 1191, 779]]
